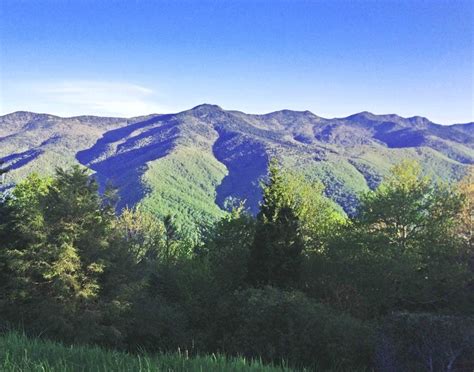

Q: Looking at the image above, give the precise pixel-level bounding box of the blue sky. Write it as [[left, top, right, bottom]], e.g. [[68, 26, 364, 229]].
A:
[[1, 0, 472, 123]]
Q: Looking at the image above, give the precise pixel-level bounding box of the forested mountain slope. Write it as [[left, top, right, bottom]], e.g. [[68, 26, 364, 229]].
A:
[[1, 104, 472, 225]]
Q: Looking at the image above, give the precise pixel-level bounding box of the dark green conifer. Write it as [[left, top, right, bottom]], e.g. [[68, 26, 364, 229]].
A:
[[248, 159, 304, 288]]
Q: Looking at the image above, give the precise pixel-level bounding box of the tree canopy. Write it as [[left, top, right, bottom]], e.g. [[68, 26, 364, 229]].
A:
[[0, 160, 471, 370]]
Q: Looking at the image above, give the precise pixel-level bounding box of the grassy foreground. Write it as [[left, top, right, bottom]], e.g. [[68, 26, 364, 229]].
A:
[[0, 332, 296, 372]]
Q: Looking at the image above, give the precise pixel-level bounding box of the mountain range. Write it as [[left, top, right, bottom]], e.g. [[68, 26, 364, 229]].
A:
[[1, 104, 473, 227]]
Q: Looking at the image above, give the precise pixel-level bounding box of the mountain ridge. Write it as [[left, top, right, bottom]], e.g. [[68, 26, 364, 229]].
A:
[[5, 106, 473, 126], [1, 105, 473, 226]]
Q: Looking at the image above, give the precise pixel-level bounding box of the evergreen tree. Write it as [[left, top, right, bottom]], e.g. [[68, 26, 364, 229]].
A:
[[0, 167, 115, 342], [40, 166, 114, 302], [247, 160, 305, 287], [206, 203, 255, 291]]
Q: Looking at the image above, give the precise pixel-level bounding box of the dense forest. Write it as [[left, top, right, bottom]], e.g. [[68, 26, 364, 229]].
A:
[[0, 159, 472, 371]]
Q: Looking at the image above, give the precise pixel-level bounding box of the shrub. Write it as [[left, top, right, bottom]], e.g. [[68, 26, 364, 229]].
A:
[[214, 286, 374, 370], [375, 313, 474, 371]]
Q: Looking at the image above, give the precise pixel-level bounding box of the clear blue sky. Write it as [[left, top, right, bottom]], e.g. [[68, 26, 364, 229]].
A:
[[1, 0, 472, 123]]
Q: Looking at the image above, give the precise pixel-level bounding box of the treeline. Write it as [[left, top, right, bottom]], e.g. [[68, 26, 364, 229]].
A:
[[0, 160, 472, 371]]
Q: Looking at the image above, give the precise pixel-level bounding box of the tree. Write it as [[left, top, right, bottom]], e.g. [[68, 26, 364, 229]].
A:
[[116, 207, 165, 264], [0, 166, 116, 342], [247, 160, 344, 288], [456, 168, 474, 313], [340, 160, 469, 313], [357, 160, 435, 252], [0, 173, 51, 323], [247, 160, 306, 287], [40, 167, 114, 304], [457, 167, 473, 252], [206, 203, 255, 291], [376, 313, 474, 372], [0, 173, 51, 247], [163, 214, 179, 263]]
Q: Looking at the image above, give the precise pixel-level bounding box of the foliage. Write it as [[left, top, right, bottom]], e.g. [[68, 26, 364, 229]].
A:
[[114, 207, 165, 264], [248, 159, 343, 288], [114, 208, 190, 265], [357, 160, 462, 254], [214, 286, 373, 370], [0, 167, 114, 343], [140, 147, 227, 239], [457, 167, 473, 251], [205, 203, 256, 292], [0, 160, 472, 370], [312, 160, 472, 317], [375, 313, 474, 372]]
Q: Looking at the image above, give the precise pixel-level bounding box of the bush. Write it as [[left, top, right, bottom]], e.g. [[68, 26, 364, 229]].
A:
[[375, 313, 474, 372], [214, 287, 374, 370]]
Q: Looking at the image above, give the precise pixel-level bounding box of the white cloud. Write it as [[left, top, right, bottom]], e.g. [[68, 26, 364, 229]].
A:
[[3, 80, 168, 117]]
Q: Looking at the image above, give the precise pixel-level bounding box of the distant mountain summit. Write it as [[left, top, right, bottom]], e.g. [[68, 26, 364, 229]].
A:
[[1, 106, 472, 225]]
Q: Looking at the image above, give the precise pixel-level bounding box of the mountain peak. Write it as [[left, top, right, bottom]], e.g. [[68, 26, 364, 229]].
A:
[[190, 104, 223, 112], [345, 111, 422, 125], [262, 109, 320, 119], [407, 116, 431, 126], [345, 111, 377, 120], [2, 111, 57, 120]]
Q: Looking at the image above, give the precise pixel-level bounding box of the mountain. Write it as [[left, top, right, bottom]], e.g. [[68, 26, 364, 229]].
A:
[[1, 105, 473, 226]]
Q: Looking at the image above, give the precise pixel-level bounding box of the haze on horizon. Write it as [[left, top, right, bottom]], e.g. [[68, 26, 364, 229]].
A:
[[0, 0, 472, 124]]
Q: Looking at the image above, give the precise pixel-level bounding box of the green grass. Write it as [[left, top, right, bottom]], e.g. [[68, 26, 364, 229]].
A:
[[0, 332, 297, 372]]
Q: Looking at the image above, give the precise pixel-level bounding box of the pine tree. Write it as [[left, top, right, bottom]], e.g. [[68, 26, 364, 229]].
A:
[[0, 167, 115, 342], [207, 203, 255, 291], [247, 159, 304, 288], [40, 166, 113, 303]]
